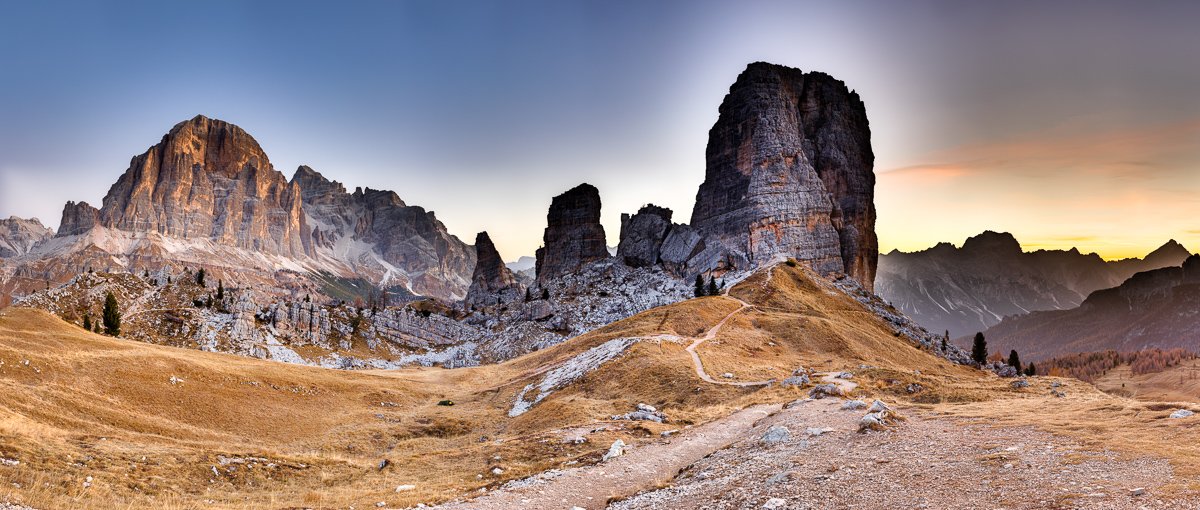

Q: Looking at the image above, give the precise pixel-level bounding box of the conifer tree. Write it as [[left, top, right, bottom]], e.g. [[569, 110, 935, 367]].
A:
[[82, 313, 91, 331], [971, 332, 988, 364], [694, 274, 707, 297], [942, 330, 949, 351], [541, 288, 550, 300], [216, 279, 224, 301], [1024, 362, 1036, 377], [1007, 350, 1022, 372], [524, 288, 532, 302], [102, 291, 121, 336], [196, 268, 206, 287], [707, 276, 719, 296]]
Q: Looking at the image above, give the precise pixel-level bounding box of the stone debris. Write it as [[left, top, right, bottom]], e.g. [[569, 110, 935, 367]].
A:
[[395, 484, 416, 492], [603, 440, 627, 462], [806, 427, 834, 437], [762, 497, 788, 509], [1169, 409, 1194, 419], [1011, 379, 1029, 389], [780, 375, 809, 387], [808, 384, 841, 399], [840, 400, 867, 411], [169, 375, 183, 385], [761, 426, 790, 445], [867, 400, 890, 413]]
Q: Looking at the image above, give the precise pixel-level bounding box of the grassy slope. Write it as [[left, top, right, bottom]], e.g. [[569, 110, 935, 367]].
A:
[[2, 262, 1199, 508]]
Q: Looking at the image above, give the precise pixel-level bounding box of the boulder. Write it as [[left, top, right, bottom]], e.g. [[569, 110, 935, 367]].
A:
[[616, 205, 672, 268], [760, 426, 790, 445]]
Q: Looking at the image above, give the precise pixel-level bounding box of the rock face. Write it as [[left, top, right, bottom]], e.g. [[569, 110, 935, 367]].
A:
[[535, 183, 608, 281], [293, 165, 474, 300], [56, 201, 100, 237], [98, 115, 311, 257], [616, 205, 672, 268], [0, 217, 53, 258], [984, 254, 1200, 361], [876, 232, 1193, 337], [465, 231, 525, 308], [690, 62, 877, 290]]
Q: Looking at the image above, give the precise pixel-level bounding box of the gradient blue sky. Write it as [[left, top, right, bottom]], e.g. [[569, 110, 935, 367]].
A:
[[2, 1, 1198, 260]]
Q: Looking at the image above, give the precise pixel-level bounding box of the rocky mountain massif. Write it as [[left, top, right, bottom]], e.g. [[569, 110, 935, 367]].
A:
[[875, 231, 1192, 337], [6, 62, 884, 368], [0, 115, 474, 307], [0, 217, 53, 258], [984, 254, 1200, 361]]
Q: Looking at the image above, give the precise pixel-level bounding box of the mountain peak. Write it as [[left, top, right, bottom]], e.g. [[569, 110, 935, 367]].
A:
[[961, 231, 1022, 254], [1145, 239, 1190, 261]]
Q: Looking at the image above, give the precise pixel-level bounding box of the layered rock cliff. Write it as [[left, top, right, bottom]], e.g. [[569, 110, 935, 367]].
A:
[[56, 202, 100, 237], [0, 217, 53, 258], [293, 165, 474, 300], [465, 231, 524, 308], [876, 232, 1194, 337], [535, 183, 608, 281], [690, 62, 877, 289], [99, 115, 311, 257]]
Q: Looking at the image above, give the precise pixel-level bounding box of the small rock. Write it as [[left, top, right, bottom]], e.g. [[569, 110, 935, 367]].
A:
[[780, 375, 810, 387], [783, 399, 807, 409], [1170, 409, 1194, 419], [721, 372, 735, 379], [808, 384, 841, 399], [603, 440, 626, 461], [378, 459, 391, 470], [564, 436, 587, 444], [395, 484, 416, 492], [858, 412, 885, 432], [905, 383, 923, 394], [660, 430, 679, 438], [491, 467, 504, 475], [841, 400, 867, 411], [636, 403, 657, 413], [867, 400, 890, 413], [763, 497, 788, 509], [169, 375, 183, 385], [1011, 379, 1029, 389], [835, 371, 854, 379], [376, 502, 386, 508], [806, 427, 834, 437], [1130, 487, 1146, 496], [761, 426, 790, 444]]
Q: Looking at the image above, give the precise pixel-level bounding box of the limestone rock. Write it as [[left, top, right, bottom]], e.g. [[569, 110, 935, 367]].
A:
[[535, 183, 608, 281], [465, 231, 525, 308], [0, 217, 53, 258], [99, 115, 311, 257], [294, 165, 474, 300], [56, 201, 100, 237], [690, 62, 877, 290], [616, 205, 672, 268]]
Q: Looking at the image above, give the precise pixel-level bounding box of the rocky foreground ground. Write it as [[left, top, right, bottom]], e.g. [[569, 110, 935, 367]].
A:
[[438, 396, 1199, 510]]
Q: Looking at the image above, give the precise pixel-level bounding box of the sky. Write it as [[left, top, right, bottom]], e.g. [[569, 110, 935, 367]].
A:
[[1, 1, 1198, 261]]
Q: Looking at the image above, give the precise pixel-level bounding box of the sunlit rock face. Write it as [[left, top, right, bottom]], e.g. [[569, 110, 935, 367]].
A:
[[690, 62, 877, 290], [535, 183, 608, 282], [98, 115, 311, 257]]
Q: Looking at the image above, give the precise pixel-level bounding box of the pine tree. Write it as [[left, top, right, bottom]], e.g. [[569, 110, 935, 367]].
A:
[[707, 276, 719, 296], [942, 330, 949, 351], [102, 291, 121, 336], [196, 268, 206, 287], [541, 288, 550, 300], [971, 332, 988, 364], [82, 313, 92, 331], [694, 274, 707, 297], [1024, 363, 1036, 376], [1007, 350, 1022, 372], [524, 288, 532, 302], [216, 279, 224, 301]]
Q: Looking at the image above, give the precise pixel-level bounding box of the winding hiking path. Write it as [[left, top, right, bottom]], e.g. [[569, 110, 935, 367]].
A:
[[435, 404, 781, 510], [683, 296, 772, 387]]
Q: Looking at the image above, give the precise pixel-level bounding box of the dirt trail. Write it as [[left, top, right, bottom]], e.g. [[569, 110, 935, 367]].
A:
[[436, 404, 781, 510]]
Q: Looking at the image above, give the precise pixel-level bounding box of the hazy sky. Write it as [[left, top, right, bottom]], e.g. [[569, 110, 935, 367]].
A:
[[2, 1, 1197, 261]]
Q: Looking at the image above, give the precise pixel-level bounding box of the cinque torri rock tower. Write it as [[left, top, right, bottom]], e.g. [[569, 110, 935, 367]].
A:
[[690, 62, 878, 290]]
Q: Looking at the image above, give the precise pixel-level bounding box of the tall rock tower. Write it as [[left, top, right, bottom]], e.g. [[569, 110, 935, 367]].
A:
[[690, 62, 877, 290]]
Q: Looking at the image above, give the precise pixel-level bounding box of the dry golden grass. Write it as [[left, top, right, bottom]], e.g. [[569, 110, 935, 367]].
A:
[[2, 261, 1199, 508], [1093, 360, 1200, 403]]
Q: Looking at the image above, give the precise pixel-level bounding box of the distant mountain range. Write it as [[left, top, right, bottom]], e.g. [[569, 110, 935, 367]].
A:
[[985, 254, 1200, 361], [875, 231, 1192, 337]]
